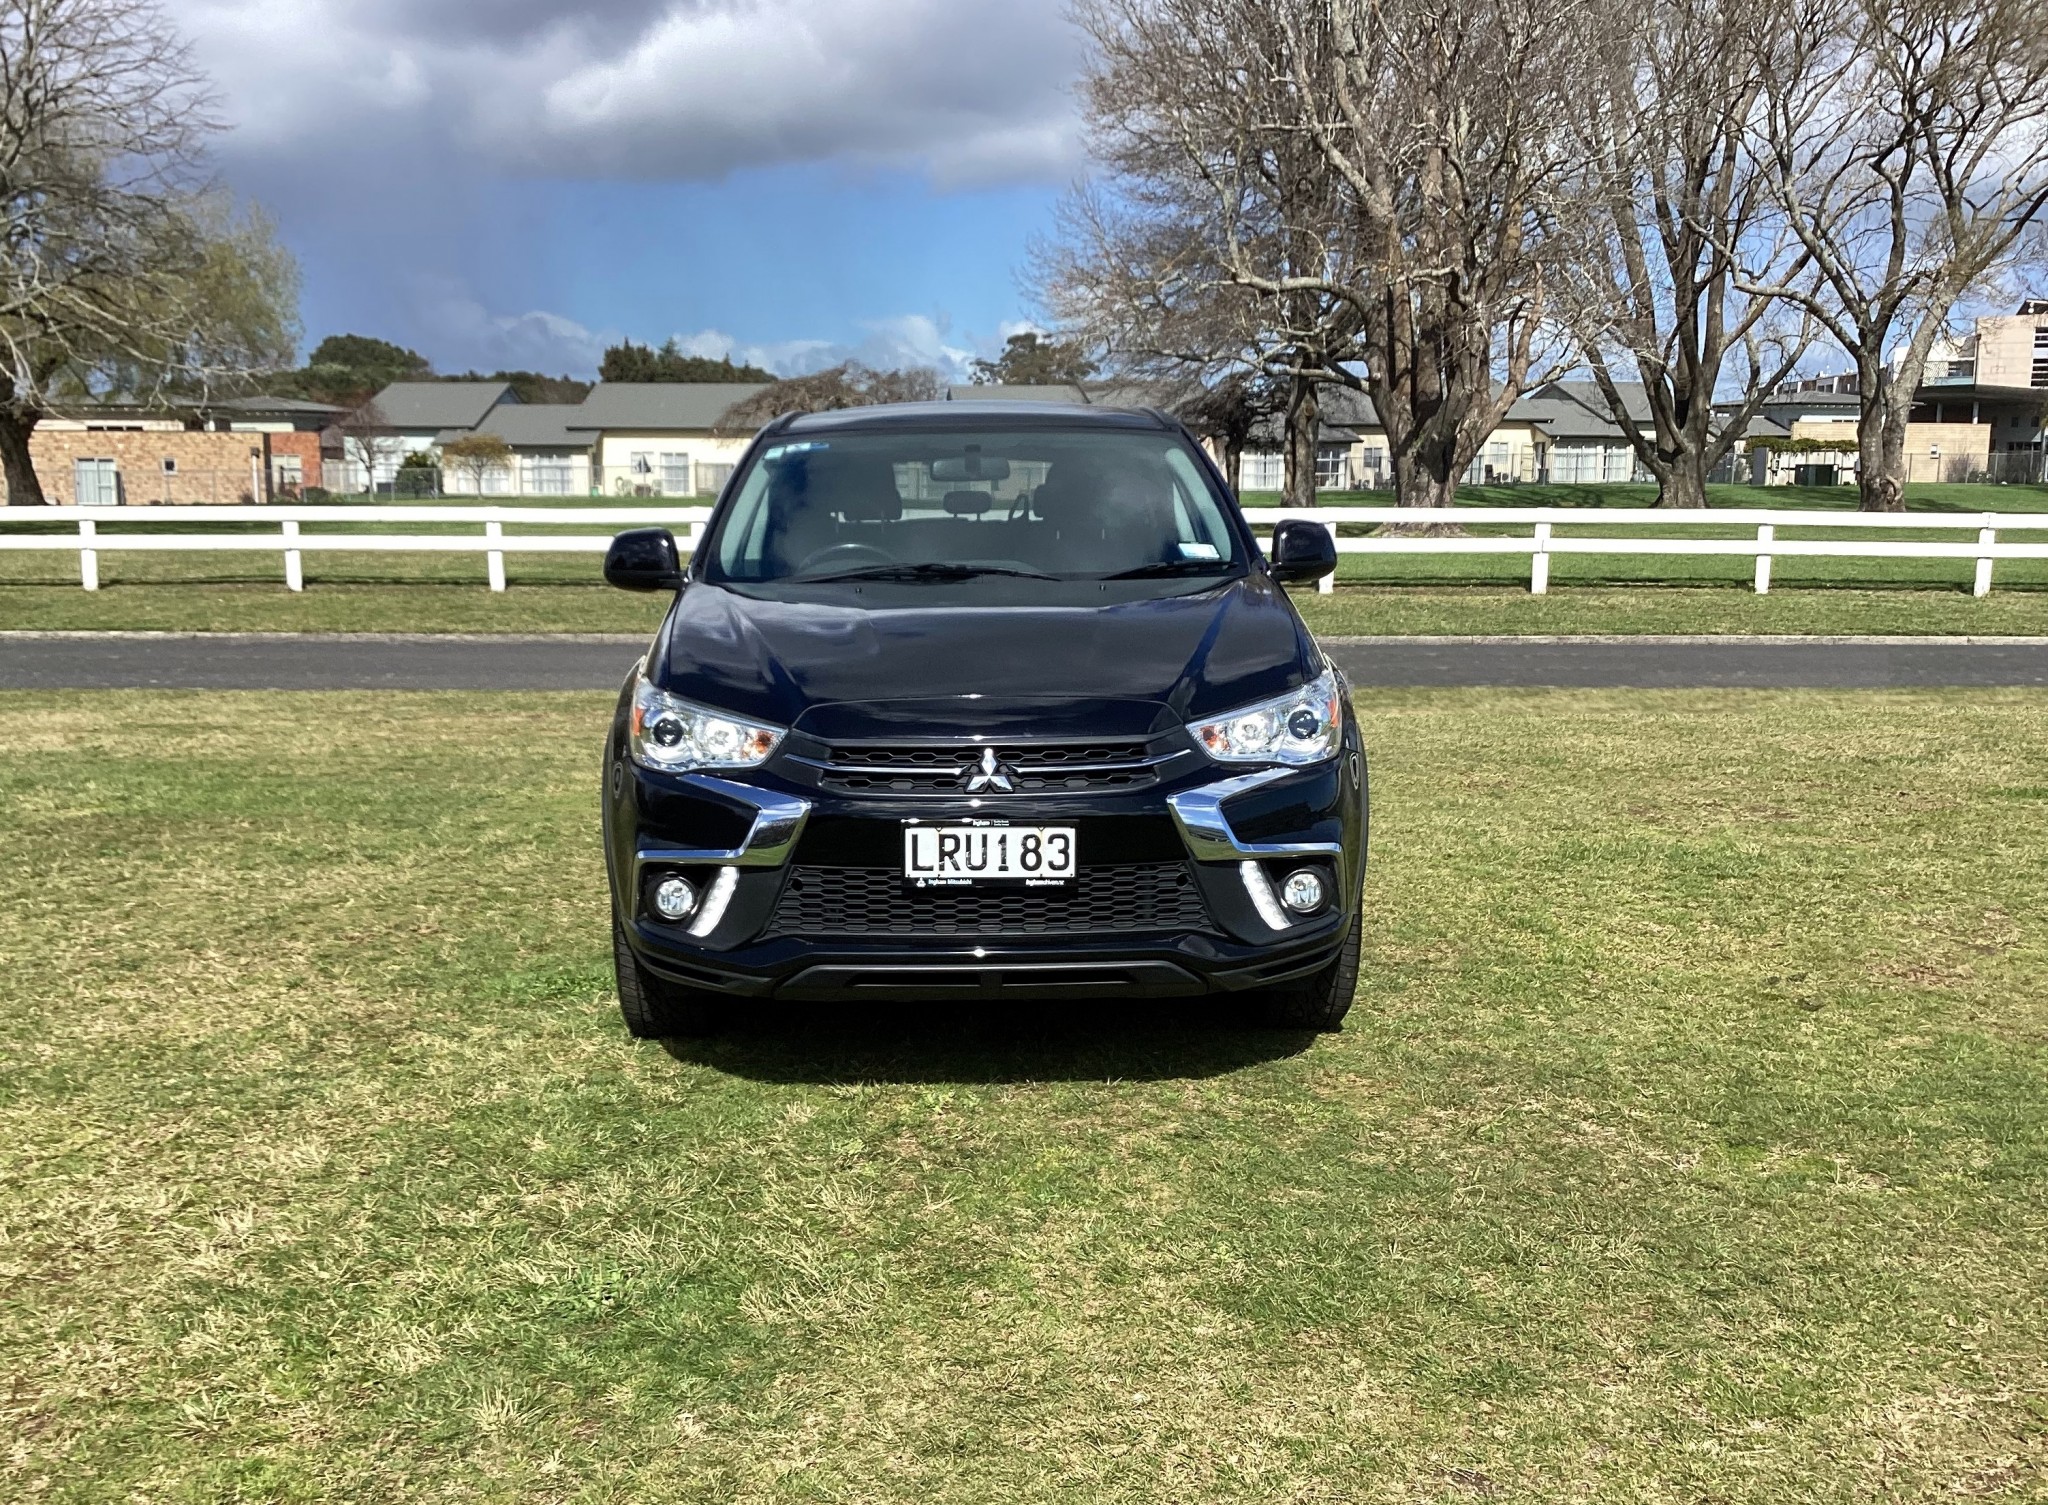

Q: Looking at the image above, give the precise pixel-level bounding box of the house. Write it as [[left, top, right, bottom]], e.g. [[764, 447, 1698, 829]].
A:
[[334, 381, 520, 491], [570, 382, 768, 497], [24, 394, 343, 505], [1224, 380, 1652, 493], [434, 405, 594, 497], [1731, 342, 2048, 485], [1230, 387, 1383, 492], [1505, 382, 1652, 484]]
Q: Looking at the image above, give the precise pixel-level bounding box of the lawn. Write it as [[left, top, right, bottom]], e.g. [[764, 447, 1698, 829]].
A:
[[3, 689, 2045, 1501]]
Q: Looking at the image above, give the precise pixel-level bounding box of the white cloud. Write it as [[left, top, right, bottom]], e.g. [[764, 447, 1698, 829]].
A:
[[402, 276, 615, 374], [668, 313, 982, 382], [175, 0, 1085, 187]]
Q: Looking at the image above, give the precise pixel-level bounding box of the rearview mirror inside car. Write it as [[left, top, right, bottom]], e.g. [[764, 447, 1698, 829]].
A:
[[604, 528, 685, 592], [1268, 518, 1338, 585]]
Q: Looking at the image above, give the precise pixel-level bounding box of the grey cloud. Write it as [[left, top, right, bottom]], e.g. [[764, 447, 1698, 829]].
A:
[[177, 0, 1084, 187]]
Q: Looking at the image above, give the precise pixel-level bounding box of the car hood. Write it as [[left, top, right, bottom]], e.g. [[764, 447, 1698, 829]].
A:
[[652, 578, 1318, 737]]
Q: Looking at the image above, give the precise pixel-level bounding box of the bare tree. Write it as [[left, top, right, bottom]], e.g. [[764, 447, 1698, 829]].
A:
[[1055, 2, 1365, 508], [1177, 372, 1290, 494], [1062, 0, 1591, 510], [1296, 0, 1594, 508], [1745, 0, 2048, 510], [334, 400, 404, 496], [0, 0, 298, 503], [1558, 0, 1816, 508], [714, 363, 942, 434]]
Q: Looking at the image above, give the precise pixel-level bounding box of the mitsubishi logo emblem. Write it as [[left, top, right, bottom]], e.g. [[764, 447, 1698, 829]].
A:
[[963, 745, 1016, 792]]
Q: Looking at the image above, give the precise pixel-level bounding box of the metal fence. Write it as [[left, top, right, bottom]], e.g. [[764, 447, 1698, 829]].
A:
[[6, 501, 2045, 598]]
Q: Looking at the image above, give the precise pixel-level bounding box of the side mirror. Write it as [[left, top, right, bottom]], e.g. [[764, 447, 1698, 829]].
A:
[[604, 528, 685, 592], [1268, 518, 1337, 585]]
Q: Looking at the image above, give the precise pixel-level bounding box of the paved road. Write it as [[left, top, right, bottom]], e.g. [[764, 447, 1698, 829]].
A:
[[4, 632, 2047, 690]]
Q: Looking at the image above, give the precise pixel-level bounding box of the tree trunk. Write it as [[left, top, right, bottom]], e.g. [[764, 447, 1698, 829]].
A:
[[1220, 437, 1245, 497], [1389, 447, 1457, 509], [1283, 374, 1319, 508], [1857, 378, 1909, 512], [1657, 458, 1709, 511], [0, 407, 47, 505]]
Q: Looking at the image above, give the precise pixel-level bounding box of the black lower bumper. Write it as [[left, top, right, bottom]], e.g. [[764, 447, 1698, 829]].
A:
[[631, 915, 1351, 1002]]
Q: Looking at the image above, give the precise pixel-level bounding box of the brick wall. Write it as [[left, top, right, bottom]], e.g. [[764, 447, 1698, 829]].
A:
[[265, 431, 324, 497], [18, 429, 276, 505]]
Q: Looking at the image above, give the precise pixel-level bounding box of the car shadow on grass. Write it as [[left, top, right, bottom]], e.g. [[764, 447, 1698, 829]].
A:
[[659, 995, 1316, 1084]]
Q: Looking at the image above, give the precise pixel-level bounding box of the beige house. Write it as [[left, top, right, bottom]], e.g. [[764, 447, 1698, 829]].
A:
[[572, 382, 767, 497], [1926, 301, 2048, 389]]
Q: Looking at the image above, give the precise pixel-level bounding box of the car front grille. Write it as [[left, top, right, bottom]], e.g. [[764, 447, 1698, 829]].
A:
[[814, 741, 1160, 794], [766, 863, 1212, 936]]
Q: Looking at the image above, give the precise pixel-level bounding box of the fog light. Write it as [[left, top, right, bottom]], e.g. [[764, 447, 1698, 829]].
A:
[[651, 875, 697, 921], [1280, 869, 1325, 913]]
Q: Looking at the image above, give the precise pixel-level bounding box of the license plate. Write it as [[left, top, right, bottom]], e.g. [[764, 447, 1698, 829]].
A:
[[903, 824, 1075, 886]]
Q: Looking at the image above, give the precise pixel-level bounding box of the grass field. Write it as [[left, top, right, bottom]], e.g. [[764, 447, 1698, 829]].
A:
[[4, 689, 2046, 1501], [3, 483, 2046, 637]]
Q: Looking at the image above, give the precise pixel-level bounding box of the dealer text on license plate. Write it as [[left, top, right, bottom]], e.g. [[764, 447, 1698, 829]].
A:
[[903, 824, 1075, 885]]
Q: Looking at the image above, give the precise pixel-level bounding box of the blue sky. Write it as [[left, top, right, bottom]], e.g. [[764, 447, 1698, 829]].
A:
[[171, 0, 1088, 379]]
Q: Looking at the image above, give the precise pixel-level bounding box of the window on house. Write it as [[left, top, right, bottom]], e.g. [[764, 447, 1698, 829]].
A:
[[1239, 451, 1284, 492], [522, 455, 573, 496], [1315, 445, 1349, 489], [2033, 327, 2048, 387], [74, 458, 119, 506], [660, 453, 690, 496]]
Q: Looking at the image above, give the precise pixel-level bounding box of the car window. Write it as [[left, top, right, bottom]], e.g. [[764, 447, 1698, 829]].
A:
[[703, 428, 1244, 584]]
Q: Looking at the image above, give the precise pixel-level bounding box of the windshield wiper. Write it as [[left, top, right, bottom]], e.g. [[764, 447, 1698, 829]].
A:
[[1095, 558, 1239, 579], [791, 561, 1060, 583]]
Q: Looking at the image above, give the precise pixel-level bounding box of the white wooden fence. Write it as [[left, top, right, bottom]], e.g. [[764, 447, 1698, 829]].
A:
[[2, 502, 2045, 597], [1266, 505, 2048, 597], [0, 505, 714, 593]]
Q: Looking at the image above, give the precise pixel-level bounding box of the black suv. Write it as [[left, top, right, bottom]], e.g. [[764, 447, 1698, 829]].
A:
[[600, 402, 1367, 1034]]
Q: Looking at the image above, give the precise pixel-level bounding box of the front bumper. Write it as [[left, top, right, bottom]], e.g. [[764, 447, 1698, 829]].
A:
[[604, 724, 1368, 1004]]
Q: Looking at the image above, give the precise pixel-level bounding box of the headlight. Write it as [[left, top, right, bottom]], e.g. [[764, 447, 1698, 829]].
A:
[[1189, 667, 1343, 765], [629, 677, 785, 771]]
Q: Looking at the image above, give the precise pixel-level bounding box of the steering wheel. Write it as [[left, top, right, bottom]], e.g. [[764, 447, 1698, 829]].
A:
[[795, 540, 896, 572]]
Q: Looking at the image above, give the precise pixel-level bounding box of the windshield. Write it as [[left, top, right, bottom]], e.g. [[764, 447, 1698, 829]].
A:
[[700, 427, 1245, 585]]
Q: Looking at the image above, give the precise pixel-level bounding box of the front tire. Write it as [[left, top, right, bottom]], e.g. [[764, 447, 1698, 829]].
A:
[[613, 915, 722, 1038], [1251, 907, 1361, 1031]]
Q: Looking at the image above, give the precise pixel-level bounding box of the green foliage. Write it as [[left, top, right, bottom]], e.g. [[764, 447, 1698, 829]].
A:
[[275, 334, 432, 408], [969, 331, 1098, 387], [599, 338, 775, 384], [1746, 434, 1860, 454], [307, 334, 428, 375]]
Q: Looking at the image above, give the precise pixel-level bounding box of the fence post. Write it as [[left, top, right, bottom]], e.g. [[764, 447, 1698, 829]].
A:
[[78, 513, 98, 591], [282, 518, 303, 592], [1318, 521, 1337, 594], [1754, 524, 1774, 594], [1530, 522, 1551, 594], [1975, 526, 1996, 598], [486, 519, 506, 593]]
